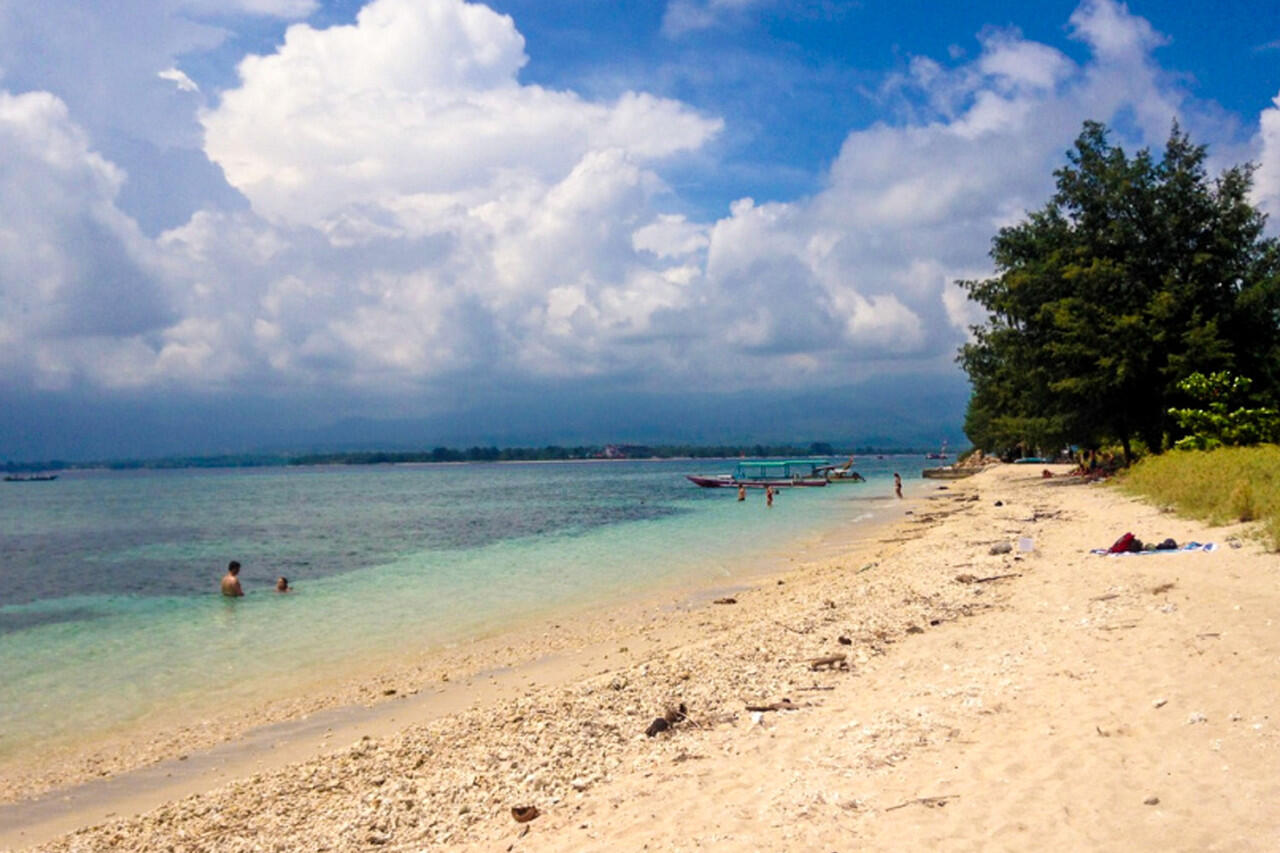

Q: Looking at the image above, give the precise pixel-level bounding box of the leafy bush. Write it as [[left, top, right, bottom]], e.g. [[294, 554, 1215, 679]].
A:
[[1168, 372, 1280, 450], [1118, 445, 1280, 549]]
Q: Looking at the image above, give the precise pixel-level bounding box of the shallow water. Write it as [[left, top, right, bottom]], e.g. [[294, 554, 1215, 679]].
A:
[[0, 457, 925, 760]]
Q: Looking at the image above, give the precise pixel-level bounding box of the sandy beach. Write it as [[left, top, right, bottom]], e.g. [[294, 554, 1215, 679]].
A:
[[4, 463, 1279, 851]]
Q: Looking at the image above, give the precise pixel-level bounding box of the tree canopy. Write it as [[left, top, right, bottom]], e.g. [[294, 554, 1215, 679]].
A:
[[958, 121, 1280, 460]]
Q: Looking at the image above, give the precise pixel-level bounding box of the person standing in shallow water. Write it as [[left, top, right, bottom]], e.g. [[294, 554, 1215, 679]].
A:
[[894, 473, 903, 499], [221, 561, 244, 597], [737, 484, 746, 502], [765, 485, 775, 508]]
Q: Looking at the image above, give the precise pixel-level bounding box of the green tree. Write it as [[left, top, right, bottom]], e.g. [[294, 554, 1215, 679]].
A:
[[959, 121, 1280, 461]]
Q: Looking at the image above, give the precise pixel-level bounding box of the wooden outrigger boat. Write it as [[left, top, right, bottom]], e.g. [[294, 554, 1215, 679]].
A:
[[921, 466, 975, 479], [686, 459, 829, 488]]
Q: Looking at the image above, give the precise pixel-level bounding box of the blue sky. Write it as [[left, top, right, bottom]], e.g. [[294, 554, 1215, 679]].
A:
[[1, 0, 1278, 459]]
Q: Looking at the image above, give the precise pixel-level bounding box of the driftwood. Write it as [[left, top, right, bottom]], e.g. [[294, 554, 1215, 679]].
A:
[[806, 653, 848, 671], [955, 572, 1022, 584], [744, 699, 798, 712], [885, 795, 958, 812], [713, 596, 737, 605], [774, 619, 811, 635]]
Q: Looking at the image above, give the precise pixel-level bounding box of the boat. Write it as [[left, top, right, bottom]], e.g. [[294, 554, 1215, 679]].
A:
[[4, 474, 58, 482], [684, 473, 736, 488], [925, 440, 950, 460], [814, 457, 865, 484], [686, 459, 829, 488], [922, 466, 975, 479]]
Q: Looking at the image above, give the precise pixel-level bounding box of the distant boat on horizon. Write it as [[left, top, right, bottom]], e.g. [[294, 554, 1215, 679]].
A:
[[4, 474, 58, 482], [925, 440, 950, 460]]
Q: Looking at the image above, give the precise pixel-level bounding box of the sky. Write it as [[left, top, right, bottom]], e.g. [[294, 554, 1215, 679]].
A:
[[1, 0, 1279, 460]]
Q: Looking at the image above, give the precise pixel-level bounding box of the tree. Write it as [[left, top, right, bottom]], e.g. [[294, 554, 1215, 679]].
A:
[[958, 121, 1280, 461]]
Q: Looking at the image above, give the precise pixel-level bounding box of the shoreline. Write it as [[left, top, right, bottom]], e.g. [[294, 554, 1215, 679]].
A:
[[0, 483, 905, 809], [7, 464, 1278, 850]]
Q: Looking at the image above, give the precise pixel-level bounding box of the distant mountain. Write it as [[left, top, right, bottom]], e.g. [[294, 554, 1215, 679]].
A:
[[0, 372, 970, 463]]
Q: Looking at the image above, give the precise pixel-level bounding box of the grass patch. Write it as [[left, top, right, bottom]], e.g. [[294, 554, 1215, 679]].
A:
[[1117, 445, 1280, 550]]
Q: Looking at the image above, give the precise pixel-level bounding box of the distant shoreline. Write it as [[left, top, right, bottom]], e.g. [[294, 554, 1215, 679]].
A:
[[3, 445, 943, 475]]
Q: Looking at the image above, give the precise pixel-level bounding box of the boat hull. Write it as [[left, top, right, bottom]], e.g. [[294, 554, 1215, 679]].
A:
[[686, 474, 735, 488], [684, 474, 828, 488], [921, 467, 975, 479]]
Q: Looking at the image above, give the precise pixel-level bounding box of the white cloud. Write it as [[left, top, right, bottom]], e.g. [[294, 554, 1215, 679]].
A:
[[1, 0, 1270, 406], [179, 0, 316, 16], [632, 214, 709, 259], [1254, 94, 1280, 223], [0, 90, 173, 389], [158, 67, 200, 93], [1068, 0, 1166, 61], [203, 0, 721, 230], [661, 0, 766, 37]]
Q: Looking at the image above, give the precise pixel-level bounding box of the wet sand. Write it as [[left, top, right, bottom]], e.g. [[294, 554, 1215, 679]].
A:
[[6, 464, 1279, 851]]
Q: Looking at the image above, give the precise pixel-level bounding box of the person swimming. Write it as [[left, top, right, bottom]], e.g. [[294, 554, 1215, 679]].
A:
[[275, 576, 291, 593], [221, 561, 244, 597]]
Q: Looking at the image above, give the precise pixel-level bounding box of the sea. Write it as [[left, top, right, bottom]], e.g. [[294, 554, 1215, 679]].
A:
[[0, 456, 926, 764]]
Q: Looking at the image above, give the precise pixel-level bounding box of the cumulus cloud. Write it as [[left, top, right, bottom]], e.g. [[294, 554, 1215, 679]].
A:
[[203, 0, 721, 230], [1254, 94, 1280, 223], [0, 90, 173, 389], [2, 0, 1270, 407]]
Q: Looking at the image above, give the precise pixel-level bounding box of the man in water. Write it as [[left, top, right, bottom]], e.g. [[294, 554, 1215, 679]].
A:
[[221, 561, 244, 597], [894, 472, 903, 499], [275, 577, 291, 593], [765, 485, 775, 508], [737, 484, 746, 502]]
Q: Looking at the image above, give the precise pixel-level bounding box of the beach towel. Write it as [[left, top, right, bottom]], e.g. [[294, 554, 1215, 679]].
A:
[[1090, 542, 1217, 556]]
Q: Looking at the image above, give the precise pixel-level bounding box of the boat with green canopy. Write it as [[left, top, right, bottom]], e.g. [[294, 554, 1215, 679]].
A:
[[686, 459, 829, 488]]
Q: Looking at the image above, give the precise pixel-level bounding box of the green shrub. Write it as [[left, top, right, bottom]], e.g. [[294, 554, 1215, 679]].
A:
[[1118, 445, 1280, 550], [1168, 372, 1280, 451]]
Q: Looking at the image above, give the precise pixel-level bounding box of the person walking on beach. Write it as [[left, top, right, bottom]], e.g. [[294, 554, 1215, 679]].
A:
[[765, 485, 775, 508], [737, 484, 746, 502], [221, 561, 244, 597], [893, 472, 903, 499]]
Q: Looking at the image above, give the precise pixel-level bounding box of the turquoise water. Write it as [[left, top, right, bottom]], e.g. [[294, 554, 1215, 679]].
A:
[[0, 458, 923, 760]]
